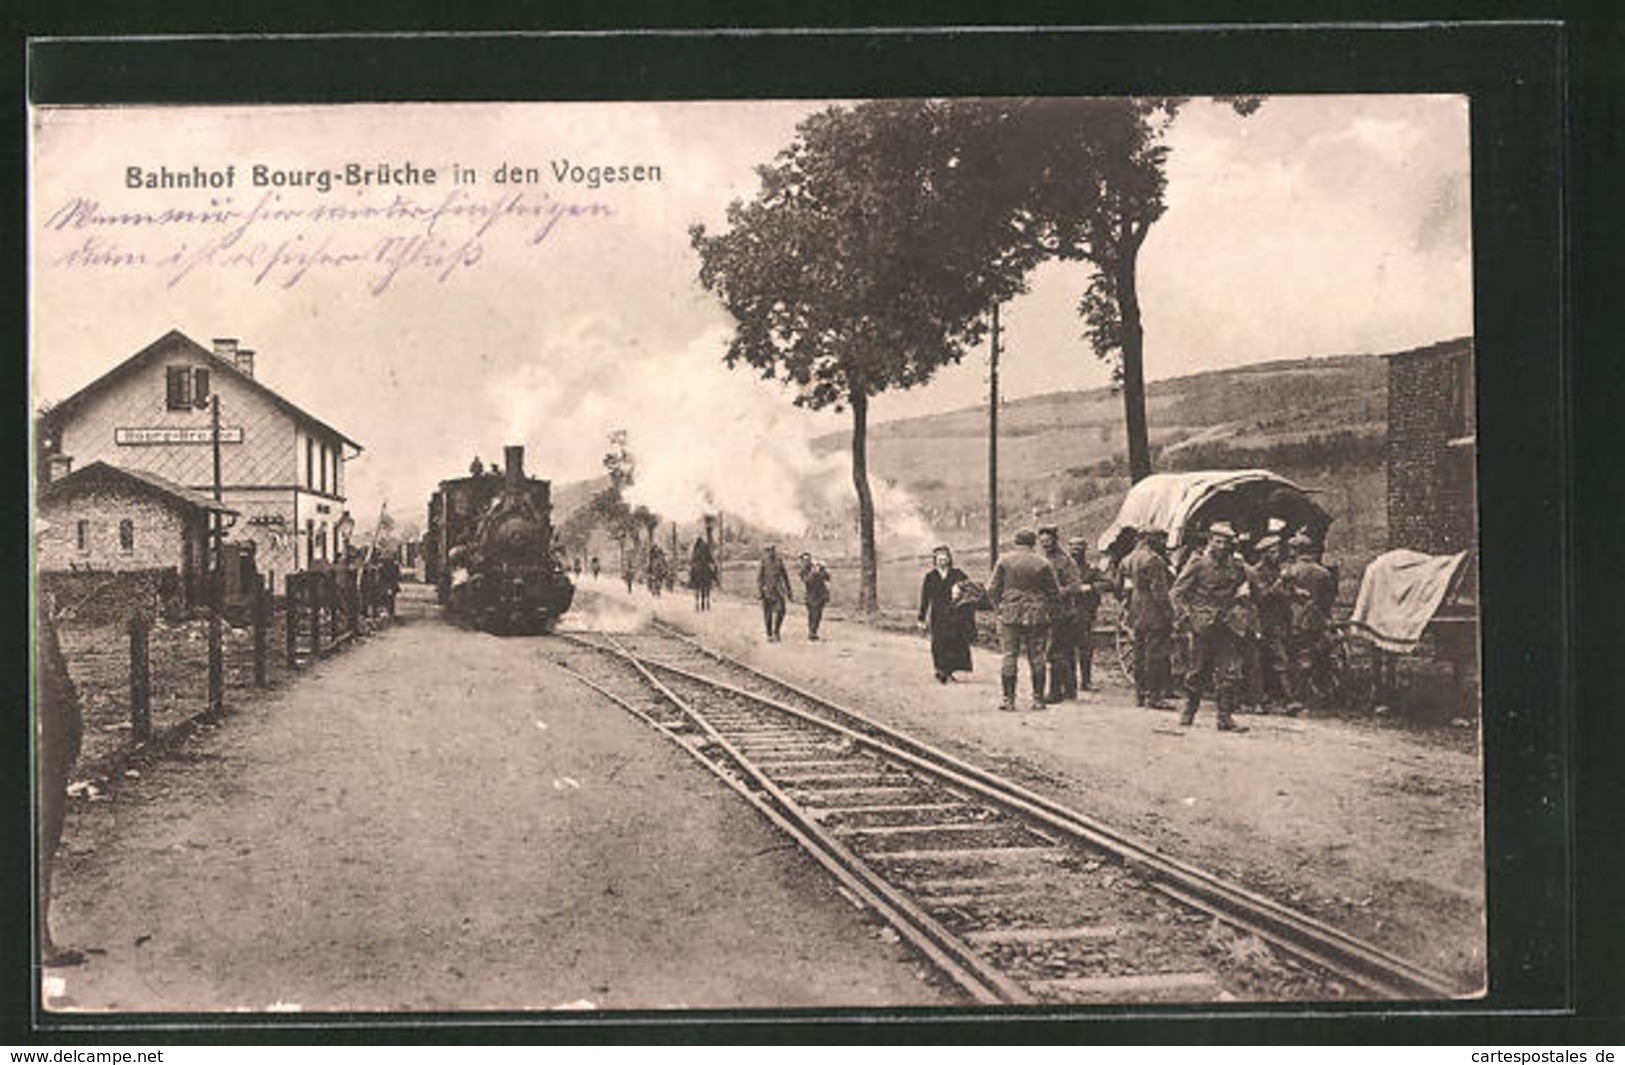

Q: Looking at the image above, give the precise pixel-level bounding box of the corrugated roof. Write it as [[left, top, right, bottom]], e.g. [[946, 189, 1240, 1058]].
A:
[[38, 328, 363, 453], [41, 460, 239, 516]]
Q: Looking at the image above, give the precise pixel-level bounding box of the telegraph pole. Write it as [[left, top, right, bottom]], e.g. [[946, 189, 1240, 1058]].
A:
[[987, 303, 1001, 569]]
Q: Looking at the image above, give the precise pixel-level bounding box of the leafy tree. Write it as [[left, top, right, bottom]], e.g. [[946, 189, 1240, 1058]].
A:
[[989, 96, 1261, 482], [692, 100, 1035, 611]]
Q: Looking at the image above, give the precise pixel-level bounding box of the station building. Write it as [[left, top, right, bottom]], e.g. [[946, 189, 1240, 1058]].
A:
[[36, 461, 239, 609], [35, 329, 364, 593]]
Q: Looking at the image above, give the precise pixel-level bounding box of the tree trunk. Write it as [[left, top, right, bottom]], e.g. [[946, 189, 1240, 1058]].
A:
[[850, 389, 879, 613], [1117, 256, 1153, 483]]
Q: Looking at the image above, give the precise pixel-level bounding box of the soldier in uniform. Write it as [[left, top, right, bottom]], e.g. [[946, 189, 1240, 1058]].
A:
[[1283, 533, 1339, 705], [988, 529, 1062, 711], [756, 545, 793, 642], [1170, 521, 1251, 732], [1038, 526, 1082, 703], [1124, 527, 1176, 709], [1248, 534, 1298, 713], [1066, 536, 1108, 695]]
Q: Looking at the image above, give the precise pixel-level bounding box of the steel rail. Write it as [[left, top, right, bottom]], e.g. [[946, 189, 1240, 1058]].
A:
[[630, 621, 1466, 1001], [552, 632, 1034, 1006]]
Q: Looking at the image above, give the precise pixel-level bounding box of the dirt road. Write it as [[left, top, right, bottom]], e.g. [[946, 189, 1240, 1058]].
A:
[[46, 596, 950, 1013]]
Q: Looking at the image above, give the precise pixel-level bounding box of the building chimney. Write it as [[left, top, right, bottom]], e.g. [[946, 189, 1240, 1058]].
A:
[[47, 455, 73, 483], [504, 445, 525, 493], [235, 347, 256, 379], [212, 337, 239, 362]]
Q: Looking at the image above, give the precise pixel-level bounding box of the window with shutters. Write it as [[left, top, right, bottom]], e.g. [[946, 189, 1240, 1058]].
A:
[[76, 520, 90, 552], [118, 519, 135, 554], [306, 437, 315, 489], [166, 366, 192, 410], [164, 365, 211, 409]]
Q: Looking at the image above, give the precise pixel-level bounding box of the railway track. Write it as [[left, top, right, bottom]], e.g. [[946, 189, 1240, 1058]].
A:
[[548, 621, 1464, 1007]]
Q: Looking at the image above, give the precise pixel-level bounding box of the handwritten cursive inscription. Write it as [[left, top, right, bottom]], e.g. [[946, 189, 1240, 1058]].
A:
[[41, 187, 614, 295]]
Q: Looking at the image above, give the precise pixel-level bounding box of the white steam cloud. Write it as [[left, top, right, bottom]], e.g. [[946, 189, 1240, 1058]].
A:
[[486, 321, 937, 546]]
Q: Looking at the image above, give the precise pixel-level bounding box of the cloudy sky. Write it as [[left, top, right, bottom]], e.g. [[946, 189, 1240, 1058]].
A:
[[30, 95, 1471, 535]]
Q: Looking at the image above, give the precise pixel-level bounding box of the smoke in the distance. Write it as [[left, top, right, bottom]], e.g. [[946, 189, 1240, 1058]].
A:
[[491, 322, 933, 545]]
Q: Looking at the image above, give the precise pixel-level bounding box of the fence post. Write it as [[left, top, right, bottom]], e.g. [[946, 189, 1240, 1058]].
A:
[[309, 573, 322, 658], [327, 573, 339, 643], [347, 569, 360, 636], [286, 574, 299, 668], [128, 613, 151, 743], [207, 609, 224, 719], [253, 578, 269, 688]]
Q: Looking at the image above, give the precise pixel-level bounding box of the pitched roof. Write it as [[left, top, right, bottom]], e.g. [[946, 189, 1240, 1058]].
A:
[[39, 328, 363, 452], [40, 460, 239, 516]]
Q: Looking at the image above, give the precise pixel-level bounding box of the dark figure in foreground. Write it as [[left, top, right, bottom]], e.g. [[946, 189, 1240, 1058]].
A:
[[690, 537, 716, 612], [757, 545, 792, 642], [37, 591, 85, 967], [623, 555, 636, 595], [1170, 521, 1250, 732], [989, 529, 1061, 712], [1068, 536, 1109, 695], [1038, 526, 1083, 704], [590, 555, 600, 580], [917, 545, 974, 682], [1123, 527, 1176, 708], [798, 552, 830, 640]]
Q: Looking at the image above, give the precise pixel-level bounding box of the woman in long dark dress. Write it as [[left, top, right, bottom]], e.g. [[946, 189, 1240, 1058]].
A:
[[918, 545, 974, 683]]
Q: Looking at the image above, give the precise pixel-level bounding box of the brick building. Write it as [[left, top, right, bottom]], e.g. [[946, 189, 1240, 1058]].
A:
[[36, 461, 238, 608], [1384, 336, 1477, 554], [36, 329, 363, 592]]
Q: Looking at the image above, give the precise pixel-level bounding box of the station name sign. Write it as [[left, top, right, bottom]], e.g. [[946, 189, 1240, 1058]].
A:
[[115, 426, 244, 445]]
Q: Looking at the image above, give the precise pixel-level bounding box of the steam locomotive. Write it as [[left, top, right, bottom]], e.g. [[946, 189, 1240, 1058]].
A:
[[423, 445, 575, 633]]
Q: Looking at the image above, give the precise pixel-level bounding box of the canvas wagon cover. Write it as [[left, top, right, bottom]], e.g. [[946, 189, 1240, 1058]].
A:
[[1096, 469, 1328, 552]]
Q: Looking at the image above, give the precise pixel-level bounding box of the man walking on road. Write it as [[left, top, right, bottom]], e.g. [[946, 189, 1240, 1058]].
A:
[[798, 552, 830, 640], [988, 529, 1062, 712], [1170, 521, 1251, 733], [757, 545, 792, 642]]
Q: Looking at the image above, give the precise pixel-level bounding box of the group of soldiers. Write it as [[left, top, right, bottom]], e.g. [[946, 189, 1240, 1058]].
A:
[[985, 519, 1338, 730], [985, 525, 1112, 712], [1118, 520, 1338, 732]]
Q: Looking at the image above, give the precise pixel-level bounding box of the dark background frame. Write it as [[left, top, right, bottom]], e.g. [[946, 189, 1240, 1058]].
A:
[[7, 12, 1607, 1044]]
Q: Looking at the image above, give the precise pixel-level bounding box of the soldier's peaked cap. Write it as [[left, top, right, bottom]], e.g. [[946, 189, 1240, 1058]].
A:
[[1037, 524, 1059, 537], [1143, 527, 1168, 540], [1014, 529, 1038, 546], [1208, 521, 1238, 539], [1289, 532, 1316, 550]]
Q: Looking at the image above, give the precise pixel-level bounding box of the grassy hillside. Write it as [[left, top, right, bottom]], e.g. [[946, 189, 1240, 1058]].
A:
[[558, 350, 1407, 609]]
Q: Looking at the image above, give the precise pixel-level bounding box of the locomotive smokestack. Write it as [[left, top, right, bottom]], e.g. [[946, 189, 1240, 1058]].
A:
[[504, 445, 525, 492]]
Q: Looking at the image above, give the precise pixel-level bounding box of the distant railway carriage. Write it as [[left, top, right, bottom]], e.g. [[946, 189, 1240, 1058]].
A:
[[423, 445, 574, 633]]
